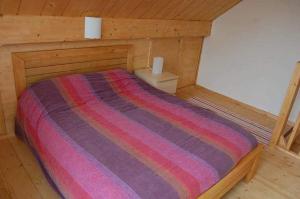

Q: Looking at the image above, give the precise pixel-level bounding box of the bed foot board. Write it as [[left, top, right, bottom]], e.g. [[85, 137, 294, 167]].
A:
[[244, 145, 263, 183], [197, 144, 263, 199]]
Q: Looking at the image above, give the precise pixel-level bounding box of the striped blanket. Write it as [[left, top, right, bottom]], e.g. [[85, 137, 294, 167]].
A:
[[16, 69, 257, 199]]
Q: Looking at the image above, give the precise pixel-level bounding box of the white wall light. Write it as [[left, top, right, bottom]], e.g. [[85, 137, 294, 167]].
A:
[[152, 57, 164, 75], [84, 17, 102, 39]]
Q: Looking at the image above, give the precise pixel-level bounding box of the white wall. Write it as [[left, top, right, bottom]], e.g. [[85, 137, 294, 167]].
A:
[[197, 0, 300, 122]]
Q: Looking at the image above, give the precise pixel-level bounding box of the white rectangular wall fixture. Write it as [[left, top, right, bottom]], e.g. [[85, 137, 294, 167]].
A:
[[84, 17, 102, 39], [152, 57, 164, 75]]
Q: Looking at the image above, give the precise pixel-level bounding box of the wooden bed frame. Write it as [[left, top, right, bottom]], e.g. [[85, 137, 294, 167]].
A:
[[12, 45, 134, 97], [12, 45, 263, 199]]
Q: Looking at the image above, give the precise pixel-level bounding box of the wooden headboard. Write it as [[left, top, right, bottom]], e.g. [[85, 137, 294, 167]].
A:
[[12, 45, 133, 97]]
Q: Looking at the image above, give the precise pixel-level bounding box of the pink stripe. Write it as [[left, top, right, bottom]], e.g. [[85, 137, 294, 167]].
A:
[[63, 75, 220, 191], [18, 90, 46, 149], [19, 89, 140, 199], [18, 90, 46, 134]]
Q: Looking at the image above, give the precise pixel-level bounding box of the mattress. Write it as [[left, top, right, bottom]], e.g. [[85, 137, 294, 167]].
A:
[[16, 69, 257, 199]]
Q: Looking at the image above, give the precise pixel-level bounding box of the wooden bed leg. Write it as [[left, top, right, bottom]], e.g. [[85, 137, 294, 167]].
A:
[[244, 149, 262, 183]]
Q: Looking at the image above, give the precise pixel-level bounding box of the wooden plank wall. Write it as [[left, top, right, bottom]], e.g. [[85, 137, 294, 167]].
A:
[[0, 16, 206, 137], [150, 38, 203, 88]]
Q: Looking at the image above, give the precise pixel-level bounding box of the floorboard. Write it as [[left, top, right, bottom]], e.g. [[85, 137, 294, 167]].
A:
[[0, 170, 12, 199], [0, 139, 43, 199], [9, 138, 60, 199]]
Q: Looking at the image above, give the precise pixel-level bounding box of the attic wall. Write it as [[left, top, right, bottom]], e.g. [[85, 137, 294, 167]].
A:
[[0, 16, 205, 137], [197, 0, 300, 122]]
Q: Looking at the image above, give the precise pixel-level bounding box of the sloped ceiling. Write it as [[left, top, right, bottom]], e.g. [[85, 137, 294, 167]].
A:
[[0, 0, 240, 21]]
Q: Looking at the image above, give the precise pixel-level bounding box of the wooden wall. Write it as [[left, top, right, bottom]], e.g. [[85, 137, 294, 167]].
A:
[[0, 16, 206, 137], [150, 38, 203, 87]]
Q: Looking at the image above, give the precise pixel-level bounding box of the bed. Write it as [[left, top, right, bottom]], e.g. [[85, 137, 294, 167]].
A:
[[13, 45, 262, 199]]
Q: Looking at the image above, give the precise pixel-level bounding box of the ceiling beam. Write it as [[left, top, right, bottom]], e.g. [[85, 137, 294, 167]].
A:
[[0, 16, 211, 46]]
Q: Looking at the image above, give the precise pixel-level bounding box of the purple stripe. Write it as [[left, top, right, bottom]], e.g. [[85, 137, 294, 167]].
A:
[[31, 80, 180, 199], [84, 73, 234, 177]]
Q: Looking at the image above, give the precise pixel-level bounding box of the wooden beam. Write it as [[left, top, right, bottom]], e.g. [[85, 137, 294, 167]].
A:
[[101, 18, 211, 39], [0, 92, 6, 135], [286, 113, 300, 150], [270, 62, 300, 147], [11, 55, 27, 98], [0, 16, 211, 46]]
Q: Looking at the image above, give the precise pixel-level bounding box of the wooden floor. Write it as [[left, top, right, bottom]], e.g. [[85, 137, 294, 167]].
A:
[[0, 85, 299, 199]]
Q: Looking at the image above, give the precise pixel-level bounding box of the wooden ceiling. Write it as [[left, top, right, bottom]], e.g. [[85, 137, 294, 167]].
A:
[[0, 0, 240, 21]]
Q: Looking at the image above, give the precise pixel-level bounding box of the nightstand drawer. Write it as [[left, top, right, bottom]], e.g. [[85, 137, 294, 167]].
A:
[[155, 79, 178, 94]]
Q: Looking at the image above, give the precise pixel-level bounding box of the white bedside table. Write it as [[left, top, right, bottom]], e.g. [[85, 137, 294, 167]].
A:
[[135, 68, 178, 94]]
